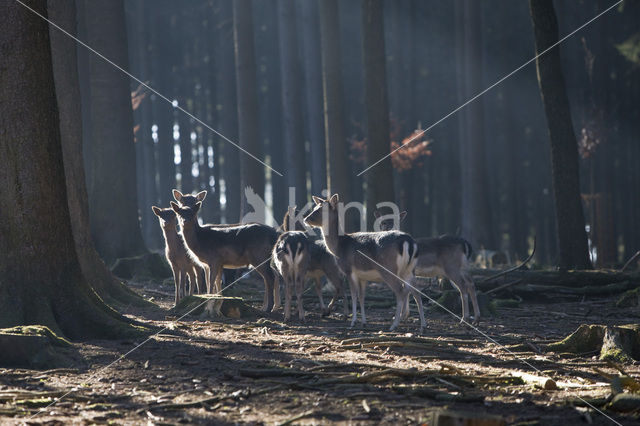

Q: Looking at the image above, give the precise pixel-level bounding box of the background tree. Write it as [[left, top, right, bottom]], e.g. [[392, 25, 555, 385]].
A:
[[529, 0, 591, 270], [277, 0, 307, 207], [233, 0, 265, 218], [84, 0, 147, 262], [361, 0, 394, 227], [0, 1, 139, 339], [319, 0, 352, 223]]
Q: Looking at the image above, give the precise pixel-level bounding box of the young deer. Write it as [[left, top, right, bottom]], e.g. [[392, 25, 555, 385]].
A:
[[171, 201, 279, 312], [271, 231, 310, 321], [376, 210, 481, 323], [151, 206, 203, 305], [281, 207, 348, 316], [304, 194, 425, 332]]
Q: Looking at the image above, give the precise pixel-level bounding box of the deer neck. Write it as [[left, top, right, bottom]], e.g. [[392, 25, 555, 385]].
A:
[[320, 208, 342, 257], [179, 220, 201, 251], [160, 224, 181, 251]]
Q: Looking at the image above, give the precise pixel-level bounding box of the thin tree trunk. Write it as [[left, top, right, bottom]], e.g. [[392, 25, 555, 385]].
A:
[[299, 0, 326, 196], [0, 1, 140, 339], [216, 1, 241, 223], [84, 0, 147, 262], [319, 0, 351, 205], [151, 10, 177, 208], [362, 0, 394, 228], [529, 0, 591, 270], [277, 0, 307, 207], [233, 0, 265, 218]]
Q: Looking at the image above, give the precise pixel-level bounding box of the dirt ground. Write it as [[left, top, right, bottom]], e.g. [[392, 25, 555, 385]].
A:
[[1, 275, 639, 425]]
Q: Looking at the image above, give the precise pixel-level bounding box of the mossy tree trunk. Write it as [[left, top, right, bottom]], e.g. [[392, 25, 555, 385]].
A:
[[0, 1, 141, 340], [529, 0, 591, 270], [47, 0, 147, 307], [84, 0, 148, 263]]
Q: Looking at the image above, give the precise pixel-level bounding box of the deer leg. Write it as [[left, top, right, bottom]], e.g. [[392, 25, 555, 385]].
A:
[[210, 264, 222, 294], [171, 267, 180, 306], [284, 271, 292, 322], [255, 263, 275, 312], [314, 278, 327, 316], [296, 272, 305, 322], [203, 264, 212, 294], [409, 278, 426, 333], [358, 280, 367, 326], [273, 272, 282, 311], [186, 268, 195, 296], [348, 272, 359, 328], [463, 272, 481, 323]]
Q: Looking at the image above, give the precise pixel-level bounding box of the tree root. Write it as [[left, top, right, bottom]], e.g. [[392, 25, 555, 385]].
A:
[[546, 324, 640, 363]]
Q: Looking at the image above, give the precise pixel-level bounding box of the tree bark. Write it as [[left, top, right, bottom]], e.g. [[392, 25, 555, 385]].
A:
[[48, 0, 149, 306], [233, 0, 265, 218], [361, 0, 394, 228], [299, 0, 326, 196], [458, 0, 494, 250], [84, 0, 147, 263], [0, 0, 141, 339], [319, 0, 352, 206], [529, 0, 591, 270], [277, 0, 307, 207]]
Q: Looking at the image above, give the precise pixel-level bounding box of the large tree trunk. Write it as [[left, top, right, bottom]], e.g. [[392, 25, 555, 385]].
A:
[[319, 0, 352, 206], [0, 1, 140, 340], [361, 0, 394, 228], [299, 0, 326, 197], [233, 0, 265, 218], [277, 0, 307, 207], [84, 0, 147, 263], [48, 0, 148, 306], [529, 0, 591, 270]]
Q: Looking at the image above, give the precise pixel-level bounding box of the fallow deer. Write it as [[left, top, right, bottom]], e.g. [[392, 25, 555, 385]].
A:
[[376, 210, 481, 323], [281, 207, 348, 316], [151, 206, 203, 305], [271, 231, 310, 321], [171, 201, 279, 312], [304, 194, 425, 332]]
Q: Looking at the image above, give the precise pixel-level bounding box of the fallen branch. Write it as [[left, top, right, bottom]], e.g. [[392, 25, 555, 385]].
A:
[[485, 279, 523, 295]]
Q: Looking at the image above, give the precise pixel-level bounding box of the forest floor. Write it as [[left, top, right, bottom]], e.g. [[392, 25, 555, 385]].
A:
[[1, 275, 640, 425]]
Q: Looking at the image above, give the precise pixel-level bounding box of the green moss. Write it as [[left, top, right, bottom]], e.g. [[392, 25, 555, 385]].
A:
[[616, 287, 640, 308], [1, 325, 70, 347], [546, 324, 605, 354]]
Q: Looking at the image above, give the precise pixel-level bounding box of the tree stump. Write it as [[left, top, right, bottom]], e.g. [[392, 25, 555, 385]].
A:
[[111, 252, 172, 280], [545, 324, 640, 363]]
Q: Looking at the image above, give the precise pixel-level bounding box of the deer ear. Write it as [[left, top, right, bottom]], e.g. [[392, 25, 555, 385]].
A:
[[399, 211, 407, 221], [170, 201, 180, 212], [196, 190, 207, 201], [195, 201, 202, 211], [329, 194, 339, 206], [312, 195, 323, 205], [373, 211, 381, 219], [172, 189, 183, 202], [151, 206, 162, 216]]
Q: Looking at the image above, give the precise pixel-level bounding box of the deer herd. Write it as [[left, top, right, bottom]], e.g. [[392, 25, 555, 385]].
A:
[[152, 190, 480, 333]]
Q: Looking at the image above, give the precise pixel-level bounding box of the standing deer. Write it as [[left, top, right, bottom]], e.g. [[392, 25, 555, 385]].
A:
[[375, 210, 481, 323], [281, 207, 348, 316], [151, 206, 203, 305], [171, 201, 279, 312], [305, 194, 425, 332], [271, 231, 310, 321]]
